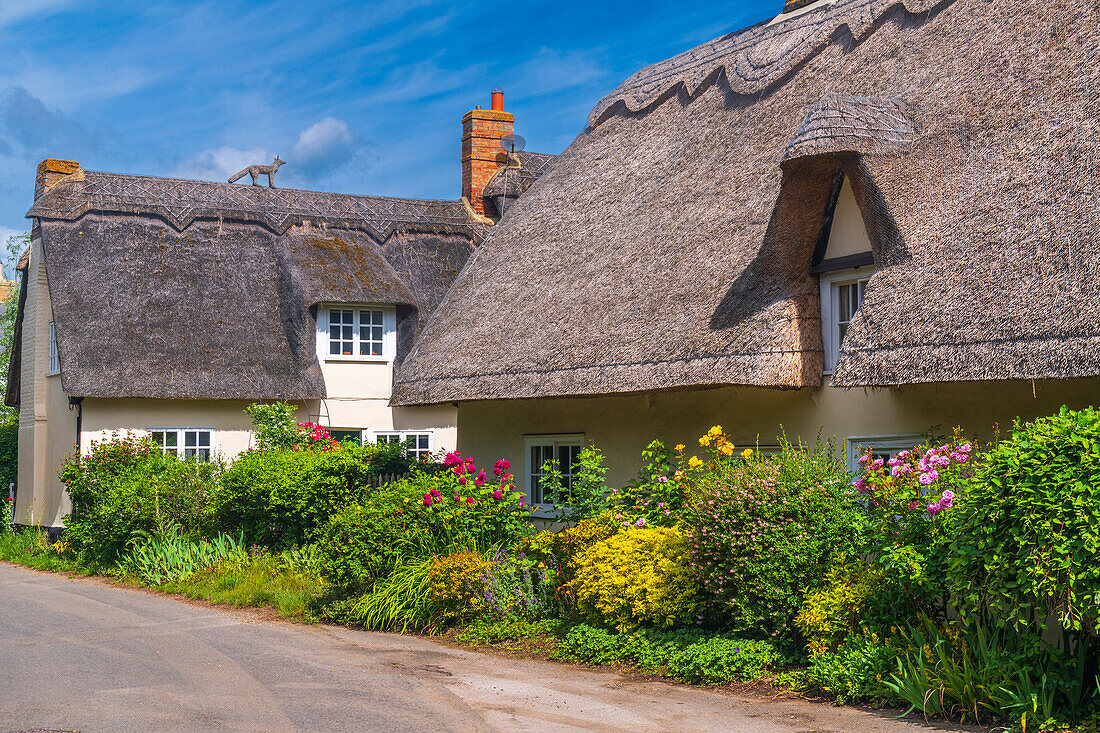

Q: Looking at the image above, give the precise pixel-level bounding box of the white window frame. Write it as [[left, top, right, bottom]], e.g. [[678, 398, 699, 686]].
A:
[[148, 427, 215, 462], [48, 321, 60, 375], [846, 434, 923, 474], [523, 434, 584, 515], [372, 430, 433, 461], [819, 266, 874, 375], [316, 304, 397, 363]]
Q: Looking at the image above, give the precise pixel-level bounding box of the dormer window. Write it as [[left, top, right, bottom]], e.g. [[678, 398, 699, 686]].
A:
[[820, 267, 873, 374], [317, 305, 396, 362]]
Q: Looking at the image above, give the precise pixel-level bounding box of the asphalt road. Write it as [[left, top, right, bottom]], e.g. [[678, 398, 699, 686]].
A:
[[0, 562, 969, 732]]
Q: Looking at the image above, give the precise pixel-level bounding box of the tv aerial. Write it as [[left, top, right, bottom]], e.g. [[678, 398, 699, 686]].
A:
[[500, 134, 526, 154]]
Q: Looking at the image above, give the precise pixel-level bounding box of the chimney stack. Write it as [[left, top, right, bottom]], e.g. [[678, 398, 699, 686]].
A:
[[462, 89, 513, 217], [35, 159, 81, 200]]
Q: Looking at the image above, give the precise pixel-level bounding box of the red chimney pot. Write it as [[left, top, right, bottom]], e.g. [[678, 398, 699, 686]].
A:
[[490, 88, 504, 111]]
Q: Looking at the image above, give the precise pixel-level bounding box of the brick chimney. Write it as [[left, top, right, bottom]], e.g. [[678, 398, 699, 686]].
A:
[[462, 89, 513, 217], [35, 159, 81, 199]]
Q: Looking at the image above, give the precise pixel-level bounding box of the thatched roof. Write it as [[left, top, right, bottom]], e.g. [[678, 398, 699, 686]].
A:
[[9, 172, 490, 403], [393, 0, 1100, 405]]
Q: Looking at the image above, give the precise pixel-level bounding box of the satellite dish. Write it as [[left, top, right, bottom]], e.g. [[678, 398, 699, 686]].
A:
[[500, 134, 526, 153]]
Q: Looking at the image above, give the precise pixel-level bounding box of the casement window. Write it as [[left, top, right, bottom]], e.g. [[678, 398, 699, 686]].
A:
[[846, 434, 923, 474], [48, 321, 60, 375], [375, 431, 433, 461], [819, 266, 874, 374], [318, 305, 396, 361], [328, 429, 364, 446], [523, 434, 583, 509], [149, 428, 213, 461]]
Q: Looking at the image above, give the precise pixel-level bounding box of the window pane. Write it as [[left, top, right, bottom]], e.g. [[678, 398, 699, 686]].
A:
[[838, 284, 851, 322], [185, 431, 197, 447], [151, 431, 164, 446], [372, 326, 382, 341], [418, 435, 429, 449], [838, 322, 848, 343], [164, 432, 177, 447], [372, 311, 383, 326], [371, 343, 382, 356], [198, 432, 210, 447], [198, 448, 210, 462]]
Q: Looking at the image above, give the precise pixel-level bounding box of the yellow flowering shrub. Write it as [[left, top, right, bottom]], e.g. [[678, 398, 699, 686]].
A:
[[571, 526, 698, 630], [795, 562, 885, 657], [427, 550, 492, 622]]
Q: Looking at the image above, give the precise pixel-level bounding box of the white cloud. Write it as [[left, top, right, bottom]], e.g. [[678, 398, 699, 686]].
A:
[[172, 145, 274, 183], [290, 117, 358, 177]]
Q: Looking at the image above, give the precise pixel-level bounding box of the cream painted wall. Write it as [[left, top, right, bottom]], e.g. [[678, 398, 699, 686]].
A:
[[79, 399, 311, 460], [457, 378, 1100, 492], [314, 302, 457, 453], [825, 178, 872, 259], [14, 235, 77, 527]]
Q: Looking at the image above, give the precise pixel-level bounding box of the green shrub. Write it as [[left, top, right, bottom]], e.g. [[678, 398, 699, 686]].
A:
[[0, 419, 16, 497], [329, 557, 437, 632], [856, 433, 977, 619], [950, 407, 1100, 632], [456, 618, 560, 646], [211, 443, 380, 548], [804, 634, 900, 704], [795, 562, 886, 657], [612, 440, 692, 527], [61, 433, 221, 564], [244, 402, 300, 450], [572, 525, 697, 630], [317, 461, 532, 594], [668, 637, 786, 685], [553, 624, 784, 684], [427, 550, 492, 623], [687, 433, 863, 641], [538, 445, 610, 523]]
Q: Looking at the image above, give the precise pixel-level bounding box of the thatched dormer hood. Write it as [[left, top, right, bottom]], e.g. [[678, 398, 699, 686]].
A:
[[11, 172, 488, 402], [393, 0, 1100, 406]]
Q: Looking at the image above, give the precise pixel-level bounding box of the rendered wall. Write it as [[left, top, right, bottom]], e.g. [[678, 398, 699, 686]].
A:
[[456, 378, 1100, 491]]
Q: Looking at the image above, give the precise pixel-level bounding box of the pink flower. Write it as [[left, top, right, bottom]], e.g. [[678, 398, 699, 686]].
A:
[[422, 496, 432, 506], [430, 488, 440, 497], [919, 470, 939, 485], [908, 500, 921, 510], [466, 497, 476, 505], [634, 517, 646, 528], [495, 459, 511, 471], [518, 501, 526, 508], [444, 451, 462, 467], [858, 455, 871, 465], [475, 472, 486, 486], [493, 467, 502, 476], [492, 490, 503, 500], [453, 465, 464, 476], [657, 476, 668, 483], [458, 477, 467, 485]]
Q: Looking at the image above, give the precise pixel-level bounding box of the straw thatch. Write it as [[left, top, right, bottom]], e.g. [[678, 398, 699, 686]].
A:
[[9, 172, 492, 402], [393, 0, 1100, 405]]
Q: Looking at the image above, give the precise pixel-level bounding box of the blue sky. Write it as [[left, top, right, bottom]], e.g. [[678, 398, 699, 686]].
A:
[[0, 0, 776, 270]]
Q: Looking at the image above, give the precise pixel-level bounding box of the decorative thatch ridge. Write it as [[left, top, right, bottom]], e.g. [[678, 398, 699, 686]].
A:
[[782, 94, 914, 161], [587, 0, 942, 126], [28, 171, 489, 241], [393, 0, 1100, 406]]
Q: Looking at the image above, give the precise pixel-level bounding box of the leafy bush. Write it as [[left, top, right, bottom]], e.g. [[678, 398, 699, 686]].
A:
[[612, 440, 693, 527], [0, 420, 16, 497], [478, 549, 559, 621], [950, 407, 1100, 632], [118, 527, 245, 584], [668, 637, 786, 685], [795, 562, 886, 657], [329, 557, 437, 632], [211, 443, 380, 548], [456, 618, 560, 646], [61, 433, 221, 564], [245, 402, 300, 449], [572, 525, 698, 630], [856, 433, 977, 617], [687, 432, 862, 641], [428, 550, 492, 623], [538, 445, 610, 523], [553, 624, 784, 684], [804, 633, 900, 704], [317, 456, 531, 594]]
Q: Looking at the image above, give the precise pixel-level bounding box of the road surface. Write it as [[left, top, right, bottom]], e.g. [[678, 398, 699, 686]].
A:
[[0, 562, 968, 732]]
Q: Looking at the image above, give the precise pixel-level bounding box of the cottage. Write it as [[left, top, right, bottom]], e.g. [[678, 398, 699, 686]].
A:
[[7, 93, 554, 529], [393, 0, 1100, 511]]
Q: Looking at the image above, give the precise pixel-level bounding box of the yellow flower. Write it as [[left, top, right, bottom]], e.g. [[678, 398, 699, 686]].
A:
[[698, 435, 711, 447], [708, 425, 723, 437], [741, 448, 753, 459], [674, 470, 683, 481], [688, 456, 703, 468], [674, 444, 685, 452], [718, 442, 735, 456]]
